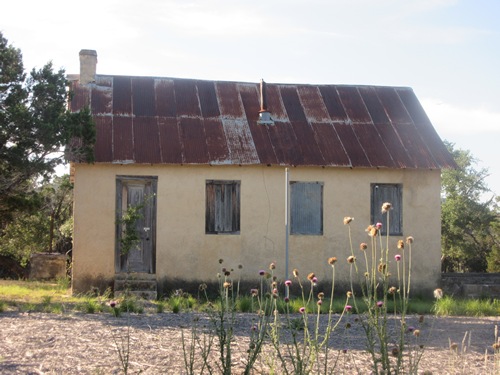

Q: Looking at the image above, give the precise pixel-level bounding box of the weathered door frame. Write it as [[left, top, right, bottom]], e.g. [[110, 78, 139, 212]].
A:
[[115, 175, 157, 273]]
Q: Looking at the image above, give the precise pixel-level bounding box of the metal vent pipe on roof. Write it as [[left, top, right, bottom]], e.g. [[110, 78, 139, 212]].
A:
[[260, 79, 268, 112], [258, 79, 274, 125]]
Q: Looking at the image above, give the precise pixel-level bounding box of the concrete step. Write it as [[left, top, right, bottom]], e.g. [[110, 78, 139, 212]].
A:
[[114, 273, 157, 300]]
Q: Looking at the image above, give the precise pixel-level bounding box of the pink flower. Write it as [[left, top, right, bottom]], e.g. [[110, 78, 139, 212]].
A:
[[284, 297, 290, 303], [395, 254, 401, 261], [376, 222, 383, 229], [259, 270, 265, 276], [285, 280, 292, 286], [299, 307, 306, 314], [312, 277, 318, 283], [377, 301, 383, 308], [345, 305, 352, 312]]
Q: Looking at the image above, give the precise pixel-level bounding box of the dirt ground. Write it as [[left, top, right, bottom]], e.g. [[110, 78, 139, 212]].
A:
[[0, 311, 499, 374]]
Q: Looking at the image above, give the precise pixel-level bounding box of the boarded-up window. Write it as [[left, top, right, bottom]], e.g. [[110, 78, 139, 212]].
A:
[[371, 184, 402, 235], [290, 181, 323, 235], [206, 180, 240, 234]]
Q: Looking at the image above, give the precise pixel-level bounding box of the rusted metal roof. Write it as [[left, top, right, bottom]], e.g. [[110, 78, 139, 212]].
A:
[[69, 75, 456, 169]]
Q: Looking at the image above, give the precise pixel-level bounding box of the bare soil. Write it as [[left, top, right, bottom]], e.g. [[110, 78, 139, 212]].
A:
[[0, 311, 499, 374]]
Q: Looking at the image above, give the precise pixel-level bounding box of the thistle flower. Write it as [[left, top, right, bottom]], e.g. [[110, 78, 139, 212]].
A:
[[346, 323, 351, 329], [346, 291, 353, 298], [318, 292, 325, 300], [347, 255, 356, 264], [259, 270, 265, 276], [388, 286, 397, 294], [307, 272, 316, 281], [317, 300, 322, 306], [223, 281, 231, 289], [376, 301, 383, 308], [395, 254, 401, 262], [109, 301, 117, 308], [285, 279, 292, 286], [406, 236, 414, 244], [299, 307, 306, 314], [269, 262, 276, 270], [312, 276, 318, 284], [199, 283, 207, 291], [328, 256, 338, 265], [250, 288, 258, 297], [375, 222, 383, 229], [218, 258, 224, 264], [293, 269, 299, 278], [492, 342, 500, 350], [284, 297, 290, 303], [273, 288, 278, 294], [433, 288, 443, 300], [408, 326, 415, 333], [413, 329, 421, 337], [397, 240, 404, 249], [360, 243, 368, 250], [450, 342, 458, 351], [378, 262, 386, 273], [345, 305, 352, 312], [366, 225, 378, 237], [224, 271, 231, 276], [272, 281, 278, 288], [381, 202, 392, 213], [343, 216, 354, 225], [391, 347, 399, 357]]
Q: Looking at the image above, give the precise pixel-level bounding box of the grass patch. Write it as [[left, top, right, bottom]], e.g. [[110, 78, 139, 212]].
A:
[[1, 280, 499, 317], [433, 296, 500, 316]]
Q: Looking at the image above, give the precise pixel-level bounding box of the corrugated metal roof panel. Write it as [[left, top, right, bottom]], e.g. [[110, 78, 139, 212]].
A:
[[179, 117, 208, 164], [132, 78, 156, 117], [154, 79, 176, 117], [134, 117, 161, 164], [113, 116, 134, 161], [174, 79, 201, 118], [94, 116, 113, 162], [310, 123, 350, 166], [158, 117, 182, 164], [216, 82, 244, 119], [203, 118, 230, 163], [112, 76, 132, 116], [68, 75, 456, 169], [197, 81, 220, 118]]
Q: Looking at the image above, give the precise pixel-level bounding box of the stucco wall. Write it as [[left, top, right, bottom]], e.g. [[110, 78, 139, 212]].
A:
[[72, 164, 442, 295]]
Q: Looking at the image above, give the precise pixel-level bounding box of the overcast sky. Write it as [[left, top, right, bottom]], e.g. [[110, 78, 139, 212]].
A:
[[2, 0, 499, 197]]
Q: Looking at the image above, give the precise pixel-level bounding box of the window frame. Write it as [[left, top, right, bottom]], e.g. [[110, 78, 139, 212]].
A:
[[205, 180, 241, 235], [370, 183, 403, 236], [290, 181, 324, 236]]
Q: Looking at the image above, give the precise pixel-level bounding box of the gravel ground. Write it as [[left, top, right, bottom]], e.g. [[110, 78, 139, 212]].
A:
[[0, 311, 499, 374]]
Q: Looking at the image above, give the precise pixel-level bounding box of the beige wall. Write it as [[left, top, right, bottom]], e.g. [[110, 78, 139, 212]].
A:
[[72, 164, 442, 293]]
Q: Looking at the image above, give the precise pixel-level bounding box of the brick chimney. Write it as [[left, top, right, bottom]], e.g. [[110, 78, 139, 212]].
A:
[[79, 49, 97, 84]]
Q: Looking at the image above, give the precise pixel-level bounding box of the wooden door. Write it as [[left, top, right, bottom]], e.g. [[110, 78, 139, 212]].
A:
[[116, 176, 157, 273]]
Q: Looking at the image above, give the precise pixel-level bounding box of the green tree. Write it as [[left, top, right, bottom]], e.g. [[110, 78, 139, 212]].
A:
[[486, 197, 500, 272], [0, 175, 73, 266], [441, 141, 499, 272], [0, 31, 94, 228]]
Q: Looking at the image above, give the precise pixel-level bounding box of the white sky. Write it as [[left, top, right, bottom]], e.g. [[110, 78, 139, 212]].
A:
[[2, 0, 499, 197]]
